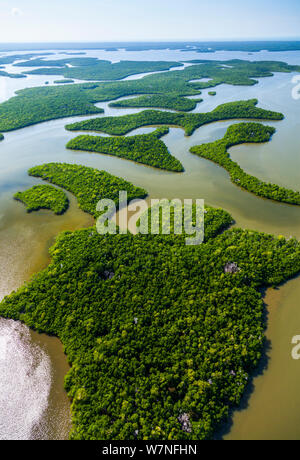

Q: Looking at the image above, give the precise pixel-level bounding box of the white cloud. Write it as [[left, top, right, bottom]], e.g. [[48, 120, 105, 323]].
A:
[[11, 7, 23, 17]]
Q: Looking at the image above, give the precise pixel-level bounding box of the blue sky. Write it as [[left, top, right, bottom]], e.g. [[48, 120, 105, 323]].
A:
[[0, 0, 300, 42]]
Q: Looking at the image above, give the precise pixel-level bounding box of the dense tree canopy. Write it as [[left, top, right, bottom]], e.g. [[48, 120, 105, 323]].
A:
[[190, 123, 300, 205], [66, 128, 184, 172], [0, 70, 25, 79], [0, 58, 290, 132], [28, 163, 147, 217], [16, 58, 182, 81], [14, 184, 69, 215], [16, 57, 300, 87], [66, 99, 283, 136], [0, 53, 55, 79], [1, 208, 300, 439], [0, 85, 104, 132], [109, 94, 203, 112], [61, 59, 299, 107], [0, 53, 54, 66], [54, 79, 75, 84], [14, 57, 101, 68], [1, 53, 299, 441]]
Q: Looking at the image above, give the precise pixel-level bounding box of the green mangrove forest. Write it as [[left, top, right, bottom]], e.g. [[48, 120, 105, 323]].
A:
[[1, 53, 300, 441], [0, 85, 104, 132], [109, 94, 203, 112], [1, 192, 300, 439], [0, 53, 54, 78], [28, 163, 147, 217], [55, 59, 300, 107], [14, 184, 69, 215], [14, 57, 101, 67], [190, 122, 300, 205], [137, 203, 233, 243], [0, 58, 296, 132], [66, 127, 184, 172], [0, 53, 53, 66], [54, 79, 75, 84], [15, 57, 300, 87], [0, 70, 25, 79], [16, 58, 182, 81], [66, 99, 283, 136]]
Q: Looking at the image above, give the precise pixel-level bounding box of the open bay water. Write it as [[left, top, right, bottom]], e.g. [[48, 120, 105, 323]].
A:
[[0, 319, 50, 440], [0, 47, 300, 439]]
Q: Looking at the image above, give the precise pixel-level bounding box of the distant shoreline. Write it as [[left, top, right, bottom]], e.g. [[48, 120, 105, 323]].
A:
[[1, 40, 300, 53]]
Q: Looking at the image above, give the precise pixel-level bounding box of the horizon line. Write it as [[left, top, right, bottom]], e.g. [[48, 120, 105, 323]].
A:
[[1, 38, 300, 44]]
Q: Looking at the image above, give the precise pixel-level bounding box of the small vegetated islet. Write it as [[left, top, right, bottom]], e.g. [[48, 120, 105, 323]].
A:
[[54, 79, 75, 84], [109, 94, 203, 112], [190, 122, 300, 205], [14, 184, 69, 215], [66, 128, 184, 172], [28, 163, 147, 217]]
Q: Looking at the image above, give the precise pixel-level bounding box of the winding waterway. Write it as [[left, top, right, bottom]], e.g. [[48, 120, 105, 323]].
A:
[[0, 47, 300, 439]]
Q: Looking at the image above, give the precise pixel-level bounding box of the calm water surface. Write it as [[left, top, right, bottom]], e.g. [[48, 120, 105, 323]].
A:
[[0, 48, 300, 439]]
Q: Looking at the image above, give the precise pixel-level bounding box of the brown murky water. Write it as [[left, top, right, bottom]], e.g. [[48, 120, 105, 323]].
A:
[[224, 278, 300, 440], [0, 47, 300, 439]]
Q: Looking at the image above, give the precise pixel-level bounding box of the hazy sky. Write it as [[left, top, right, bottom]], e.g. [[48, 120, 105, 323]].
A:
[[0, 0, 300, 42]]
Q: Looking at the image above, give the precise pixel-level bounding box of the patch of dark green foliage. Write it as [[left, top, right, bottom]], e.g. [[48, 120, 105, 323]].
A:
[[66, 99, 283, 137], [66, 127, 183, 172], [28, 163, 147, 218], [1, 202, 300, 439], [16, 58, 182, 81], [0, 59, 294, 132], [190, 122, 300, 205], [14, 184, 69, 215], [109, 94, 202, 112]]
